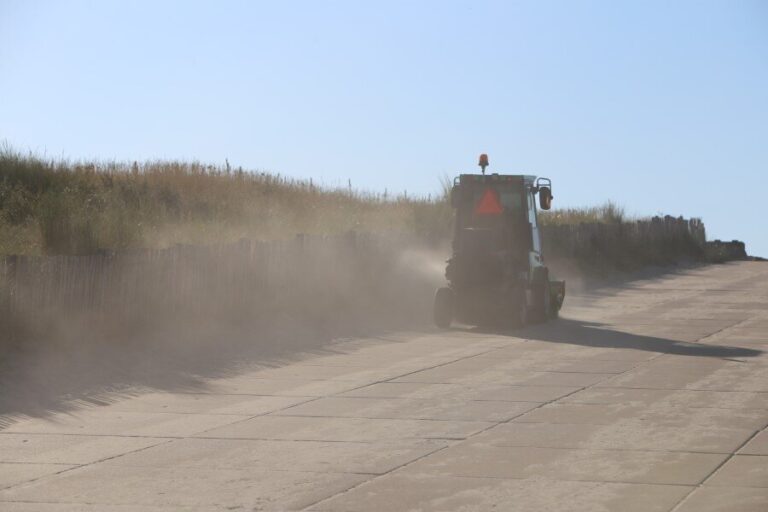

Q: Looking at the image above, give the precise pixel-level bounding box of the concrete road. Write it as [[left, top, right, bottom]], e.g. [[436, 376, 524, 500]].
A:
[[1, 261, 767, 511]]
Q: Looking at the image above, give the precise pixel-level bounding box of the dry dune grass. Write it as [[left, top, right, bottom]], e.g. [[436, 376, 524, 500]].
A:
[[0, 148, 451, 255], [0, 146, 708, 272], [538, 201, 630, 225], [1, 146, 670, 257]]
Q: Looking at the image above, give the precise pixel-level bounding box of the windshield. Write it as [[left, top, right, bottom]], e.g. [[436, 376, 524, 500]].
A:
[[462, 183, 525, 228]]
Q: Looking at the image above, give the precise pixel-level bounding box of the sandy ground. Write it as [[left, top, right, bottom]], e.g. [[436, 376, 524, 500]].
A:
[[1, 261, 767, 511]]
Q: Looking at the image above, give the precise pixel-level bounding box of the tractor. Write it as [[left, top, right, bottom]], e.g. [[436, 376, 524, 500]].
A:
[[434, 154, 565, 328]]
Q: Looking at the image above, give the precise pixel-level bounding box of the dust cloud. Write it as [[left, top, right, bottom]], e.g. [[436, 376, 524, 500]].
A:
[[0, 235, 447, 423]]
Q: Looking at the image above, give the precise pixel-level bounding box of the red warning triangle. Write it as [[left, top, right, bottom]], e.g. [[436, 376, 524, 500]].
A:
[[474, 188, 503, 215]]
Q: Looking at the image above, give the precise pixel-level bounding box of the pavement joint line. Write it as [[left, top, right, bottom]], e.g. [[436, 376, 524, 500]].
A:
[[386, 379, 623, 387], [460, 399, 546, 403], [190, 435, 470, 442], [269, 396, 543, 404], [508, 370, 621, 375], [551, 401, 768, 411], [298, 339, 643, 510], [689, 317, 756, 345], [465, 356, 658, 362], [311, 472, 704, 488], [335, 394, 554, 402], [63, 410, 265, 417], [187, 436, 394, 443], [303, 474, 699, 511], [0, 461, 74, 465], [348, 472, 704, 488], [318, 347, 504, 398], [668, 423, 768, 512], [172, 345, 504, 440], [0, 500, 110, 506], [175, 394, 327, 438], [166, 391, 325, 397], [454, 443, 746, 456], [305, 309, 747, 508], [0, 476, 700, 507], [0, 435, 176, 493], [230, 377, 384, 382], [586, 385, 768, 393], [65, 463, 385, 477], [0, 432, 182, 439], [268, 413, 516, 422], [240, 468, 384, 476], [588, 386, 768, 394], [259, 363, 388, 369], [299, 439, 456, 511], [296, 345, 564, 510], [653, 316, 768, 512]]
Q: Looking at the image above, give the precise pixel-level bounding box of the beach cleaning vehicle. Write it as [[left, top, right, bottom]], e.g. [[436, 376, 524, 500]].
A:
[[434, 154, 565, 328]]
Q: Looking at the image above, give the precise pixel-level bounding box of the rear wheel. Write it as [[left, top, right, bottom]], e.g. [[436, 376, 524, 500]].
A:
[[531, 268, 551, 323], [433, 287, 454, 328], [548, 288, 560, 319]]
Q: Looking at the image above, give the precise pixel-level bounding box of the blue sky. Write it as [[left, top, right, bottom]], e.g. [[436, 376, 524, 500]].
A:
[[1, 1, 766, 255]]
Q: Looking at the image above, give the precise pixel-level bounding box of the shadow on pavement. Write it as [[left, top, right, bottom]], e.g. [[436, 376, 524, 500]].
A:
[[458, 318, 763, 359], [0, 318, 432, 429], [3, 262, 761, 428]]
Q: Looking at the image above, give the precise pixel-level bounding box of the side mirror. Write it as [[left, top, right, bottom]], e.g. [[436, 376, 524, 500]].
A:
[[539, 187, 553, 210]]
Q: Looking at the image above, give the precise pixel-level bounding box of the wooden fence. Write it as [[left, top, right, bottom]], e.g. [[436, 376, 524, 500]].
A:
[[0, 233, 433, 342], [541, 216, 706, 269], [0, 216, 709, 342]]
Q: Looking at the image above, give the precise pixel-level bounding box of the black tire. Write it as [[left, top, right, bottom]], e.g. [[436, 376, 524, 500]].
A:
[[541, 282, 552, 322], [549, 291, 560, 319], [531, 268, 551, 323], [433, 287, 454, 328]]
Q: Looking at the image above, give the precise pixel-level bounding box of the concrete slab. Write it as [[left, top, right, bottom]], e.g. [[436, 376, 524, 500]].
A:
[[674, 486, 768, 512], [562, 387, 768, 409], [506, 371, 611, 387], [599, 365, 768, 392], [516, 402, 768, 429], [0, 504, 207, 512], [520, 359, 640, 374], [0, 465, 368, 510], [392, 367, 609, 387], [246, 364, 400, 382], [0, 462, 76, 490], [338, 381, 466, 399], [741, 430, 768, 455], [0, 433, 168, 464], [465, 384, 580, 402], [472, 421, 755, 453], [309, 474, 691, 512], [401, 443, 727, 485], [705, 455, 768, 488], [102, 437, 445, 475], [473, 344, 656, 362], [105, 392, 314, 415], [205, 377, 364, 396], [195, 414, 493, 442], [274, 396, 539, 422], [340, 381, 578, 402], [2, 409, 249, 437]]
